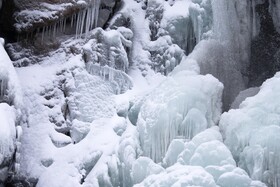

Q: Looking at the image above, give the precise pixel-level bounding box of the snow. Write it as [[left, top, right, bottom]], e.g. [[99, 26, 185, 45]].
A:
[[13, 30, 156, 186]]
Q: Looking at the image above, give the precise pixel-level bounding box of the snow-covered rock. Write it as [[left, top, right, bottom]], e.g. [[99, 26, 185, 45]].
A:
[[0, 104, 16, 183]]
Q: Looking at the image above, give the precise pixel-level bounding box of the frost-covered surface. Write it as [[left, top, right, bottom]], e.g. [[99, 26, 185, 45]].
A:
[[220, 73, 280, 187]]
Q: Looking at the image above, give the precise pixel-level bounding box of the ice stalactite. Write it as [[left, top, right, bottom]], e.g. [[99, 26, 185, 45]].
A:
[[75, 0, 101, 38], [40, 18, 68, 42]]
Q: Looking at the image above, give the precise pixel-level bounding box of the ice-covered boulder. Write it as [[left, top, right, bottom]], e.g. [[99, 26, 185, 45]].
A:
[[132, 157, 164, 184], [220, 73, 280, 186], [136, 127, 266, 187], [134, 164, 217, 187]]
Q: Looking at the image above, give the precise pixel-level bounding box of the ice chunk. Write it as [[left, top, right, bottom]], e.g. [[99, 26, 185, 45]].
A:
[[178, 127, 224, 165], [190, 140, 236, 167], [132, 157, 164, 184], [217, 168, 252, 187], [162, 139, 185, 167], [134, 164, 217, 187]]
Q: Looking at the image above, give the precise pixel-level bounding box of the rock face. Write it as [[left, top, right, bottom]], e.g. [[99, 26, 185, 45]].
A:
[[0, 0, 17, 43]]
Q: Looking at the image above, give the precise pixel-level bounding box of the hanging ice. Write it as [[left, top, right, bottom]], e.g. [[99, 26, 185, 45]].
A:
[[38, 0, 101, 41], [75, 0, 101, 38]]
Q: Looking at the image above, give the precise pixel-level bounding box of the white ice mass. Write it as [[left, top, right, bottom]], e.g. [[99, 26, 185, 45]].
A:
[[0, 0, 280, 186]]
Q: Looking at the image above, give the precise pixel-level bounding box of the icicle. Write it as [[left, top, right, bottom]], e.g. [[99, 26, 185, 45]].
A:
[[60, 19, 63, 32], [71, 14, 74, 28], [94, 0, 101, 28], [0, 78, 8, 103], [80, 9, 87, 37], [74, 0, 101, 38], [85, 8, 91, 35], [63, 18, 66, 33], [53, 24, 56, 39], [37, 0, 101, 40], [76, 12, 82, 38]]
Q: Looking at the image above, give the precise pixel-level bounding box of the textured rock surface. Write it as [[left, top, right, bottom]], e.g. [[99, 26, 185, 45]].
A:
[[13, 0, 118, 33]]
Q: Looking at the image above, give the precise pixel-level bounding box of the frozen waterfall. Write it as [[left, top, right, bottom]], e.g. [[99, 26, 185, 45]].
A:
[[1, 0, 280, 186]]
